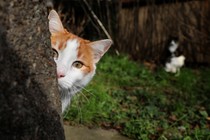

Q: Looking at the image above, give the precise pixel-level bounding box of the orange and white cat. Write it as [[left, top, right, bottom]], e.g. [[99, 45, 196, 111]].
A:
[[48, 10, 112, 113]]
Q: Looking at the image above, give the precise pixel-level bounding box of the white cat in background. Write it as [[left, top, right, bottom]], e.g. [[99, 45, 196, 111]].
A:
[[165, 55, 185, 73], [168, 40, 178, 56], [165, 40, 185, 74]]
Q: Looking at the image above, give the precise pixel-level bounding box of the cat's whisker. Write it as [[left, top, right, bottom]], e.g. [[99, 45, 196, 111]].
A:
[[78, 90, 90, 103], [81, 87, 94, 97], [65, 80, 73, 88], [74, 83, 95, 97]]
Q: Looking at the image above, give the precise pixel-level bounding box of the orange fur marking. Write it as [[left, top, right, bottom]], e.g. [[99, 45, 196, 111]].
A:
[[51, 30, 94, 74]]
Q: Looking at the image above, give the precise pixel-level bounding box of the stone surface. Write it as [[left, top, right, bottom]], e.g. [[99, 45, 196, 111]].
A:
[[64, 125, 131, 140]]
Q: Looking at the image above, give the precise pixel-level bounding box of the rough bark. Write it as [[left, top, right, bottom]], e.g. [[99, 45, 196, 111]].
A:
[[0, 0, 64, 139]]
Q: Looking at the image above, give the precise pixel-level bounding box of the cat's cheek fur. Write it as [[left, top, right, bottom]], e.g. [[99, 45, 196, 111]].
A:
[[59, 69, 96, 112], [58, 67, 95, 93]]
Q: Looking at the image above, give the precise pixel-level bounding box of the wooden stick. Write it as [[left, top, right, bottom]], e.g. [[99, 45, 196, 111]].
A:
[[82, 0, 113, 41]]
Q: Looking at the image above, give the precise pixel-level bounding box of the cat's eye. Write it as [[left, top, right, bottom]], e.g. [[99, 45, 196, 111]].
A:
[[72, 61, 84, 69], [52, 48, 59, 59]]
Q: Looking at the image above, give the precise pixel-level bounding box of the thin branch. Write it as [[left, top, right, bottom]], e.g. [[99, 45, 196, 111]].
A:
[[82, 0, 113, 41]]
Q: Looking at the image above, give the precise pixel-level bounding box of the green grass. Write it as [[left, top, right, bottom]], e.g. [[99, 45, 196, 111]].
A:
[[64, 54, 210, 140]]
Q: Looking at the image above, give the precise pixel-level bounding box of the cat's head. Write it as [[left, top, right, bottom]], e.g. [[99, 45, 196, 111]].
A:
[[48, 10, 112, 96]]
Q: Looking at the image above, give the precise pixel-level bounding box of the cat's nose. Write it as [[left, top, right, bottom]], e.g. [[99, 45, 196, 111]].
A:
[[57, 72, 65, 78], [57, 66, 66, 78]]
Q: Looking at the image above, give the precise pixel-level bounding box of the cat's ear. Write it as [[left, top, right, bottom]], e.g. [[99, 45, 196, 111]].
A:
[[89, 39, 112, 63], [48, 10, 65, 35]]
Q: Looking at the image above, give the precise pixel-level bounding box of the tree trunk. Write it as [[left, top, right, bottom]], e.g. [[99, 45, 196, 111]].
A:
[[0, 0, 64, 139]]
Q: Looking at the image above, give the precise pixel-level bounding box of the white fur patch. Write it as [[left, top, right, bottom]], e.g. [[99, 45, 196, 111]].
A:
[[55, 39, 96, 112]]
